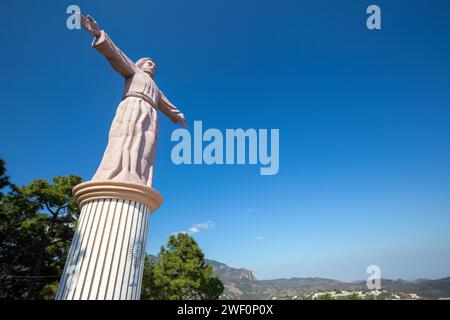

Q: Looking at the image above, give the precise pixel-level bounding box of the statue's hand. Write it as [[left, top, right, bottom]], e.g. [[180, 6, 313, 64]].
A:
[[78, 14, 101, 37], [178, 116, 188, 129]]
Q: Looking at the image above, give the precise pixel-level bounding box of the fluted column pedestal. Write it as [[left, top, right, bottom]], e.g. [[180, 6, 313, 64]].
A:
[[56, 181, 162, 300]]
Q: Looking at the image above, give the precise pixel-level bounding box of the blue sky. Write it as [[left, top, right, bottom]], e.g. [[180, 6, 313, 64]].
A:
[[1, 0, 450, 281]]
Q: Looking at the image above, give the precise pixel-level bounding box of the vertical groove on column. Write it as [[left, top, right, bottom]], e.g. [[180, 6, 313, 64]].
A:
[[66, 200, 99, 300], [89, 199, 117, 299], [134, 207, 145, 300], [82, 199, 110, 299], [73, 199, 104, 299], [97, 199, 122, 299], [138, 207, 150, 299], [135, 207, 150, 300], [55, 201, 90, 300], [128, 203, 145, 299], [108, 199, 129, 299], [114, 200, 135, 299], [55, 202, 86, 299], [135, 203, 146, 299], [129, 202, 144, 299], [121, 202, 140, 299], [131, 206, 145, 300]]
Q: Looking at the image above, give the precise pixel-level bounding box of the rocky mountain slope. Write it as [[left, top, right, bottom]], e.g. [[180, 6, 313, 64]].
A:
[[205, 259, 257, 281]]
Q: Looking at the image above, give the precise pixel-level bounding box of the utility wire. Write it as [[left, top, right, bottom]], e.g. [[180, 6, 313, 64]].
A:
[[0, 274, 61, 279]]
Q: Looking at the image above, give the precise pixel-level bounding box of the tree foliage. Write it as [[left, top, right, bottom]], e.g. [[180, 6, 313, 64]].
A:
[[141, 233, 224, 300], [317, 293, 335, 300], [0, 159, 10, 199], [0, 160, 81, 299]]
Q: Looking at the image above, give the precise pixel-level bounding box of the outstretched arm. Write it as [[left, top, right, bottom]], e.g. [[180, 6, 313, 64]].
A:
[[79, 14, 136, 78], [158, 91, 187, 128]]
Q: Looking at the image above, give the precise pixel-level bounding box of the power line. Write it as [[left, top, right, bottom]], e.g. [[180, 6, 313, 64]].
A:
[[0, 274, 61, 279]]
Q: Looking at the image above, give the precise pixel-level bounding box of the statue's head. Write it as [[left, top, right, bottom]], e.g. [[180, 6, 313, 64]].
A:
[[135, 57, 157, 77]]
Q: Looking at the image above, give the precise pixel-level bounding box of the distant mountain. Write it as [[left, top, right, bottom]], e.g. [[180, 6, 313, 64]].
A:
[[204, 259, 450, 300], [378, 277, 450, 299]]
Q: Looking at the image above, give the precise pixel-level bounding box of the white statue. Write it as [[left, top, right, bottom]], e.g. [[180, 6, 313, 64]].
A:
[[79, 14, 187, 187]]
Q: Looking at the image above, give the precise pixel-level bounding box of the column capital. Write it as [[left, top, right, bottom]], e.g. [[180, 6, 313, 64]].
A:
[[73, 180, 163, 212]]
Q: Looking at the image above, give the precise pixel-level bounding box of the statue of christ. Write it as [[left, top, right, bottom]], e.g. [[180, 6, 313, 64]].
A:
[[79, 14, 187, 187]]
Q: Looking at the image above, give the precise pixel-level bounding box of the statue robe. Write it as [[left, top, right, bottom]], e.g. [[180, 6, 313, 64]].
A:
[[91, 31, 183, 187]]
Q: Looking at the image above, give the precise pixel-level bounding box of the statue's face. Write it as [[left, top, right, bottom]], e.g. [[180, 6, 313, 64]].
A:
[[141, 60, 156, 77]]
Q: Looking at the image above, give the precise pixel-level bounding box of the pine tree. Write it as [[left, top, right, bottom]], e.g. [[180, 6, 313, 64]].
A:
[[141, 233, 224, 300], [0, 160, 81, 299]]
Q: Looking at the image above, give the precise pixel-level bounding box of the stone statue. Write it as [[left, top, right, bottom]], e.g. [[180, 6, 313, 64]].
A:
[[79, 14, 187, 187]]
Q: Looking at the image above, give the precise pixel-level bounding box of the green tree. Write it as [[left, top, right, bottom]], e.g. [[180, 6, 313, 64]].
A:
[[141, 233, 224, 300], [0, 162, 81, 299], [0, 159, 10, 199], [346, 293, 362, 300], [317, 293, 335, 300]]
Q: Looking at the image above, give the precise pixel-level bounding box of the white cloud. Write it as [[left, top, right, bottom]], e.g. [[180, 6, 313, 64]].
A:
[[188, 226, 200, 233], [246, 208, 256, 212], [256, 236, 264, 240], [192, 221, 214, 230], [177, 221, 214, 235]]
